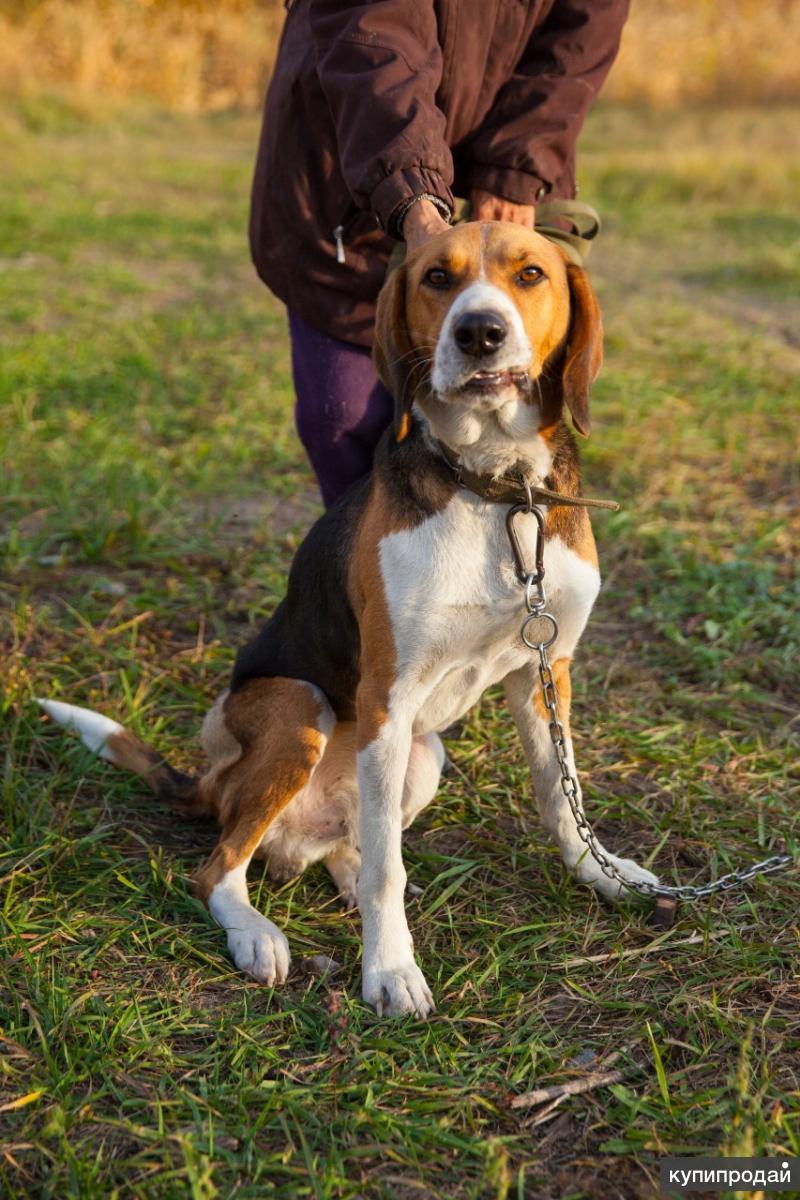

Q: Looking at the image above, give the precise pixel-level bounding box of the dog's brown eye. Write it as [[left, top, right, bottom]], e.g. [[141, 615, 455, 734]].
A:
[[423, 267, 450, 288], [517, 265, 545, 286]]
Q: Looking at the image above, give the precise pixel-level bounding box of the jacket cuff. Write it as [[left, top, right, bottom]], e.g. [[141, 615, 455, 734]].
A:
[[467, 163, 553, 206], [371, 167, 455, 237]]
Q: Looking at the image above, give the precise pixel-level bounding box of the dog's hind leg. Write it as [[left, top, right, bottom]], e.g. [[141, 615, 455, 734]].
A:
[[191, 677, 335, 983], [402, 733, 446, 829], [324, 843, 361, 909], [504, 661, 660, 900]]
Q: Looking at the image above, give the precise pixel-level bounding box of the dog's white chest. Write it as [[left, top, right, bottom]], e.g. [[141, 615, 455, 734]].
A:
[[378, 494, 600, 733]]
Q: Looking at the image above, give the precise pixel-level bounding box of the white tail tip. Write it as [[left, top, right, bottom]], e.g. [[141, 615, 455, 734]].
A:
[[36, 698, 124, 762]]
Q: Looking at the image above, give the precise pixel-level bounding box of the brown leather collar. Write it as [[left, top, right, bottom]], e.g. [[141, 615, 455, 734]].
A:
[[435, 441, 619, 511]]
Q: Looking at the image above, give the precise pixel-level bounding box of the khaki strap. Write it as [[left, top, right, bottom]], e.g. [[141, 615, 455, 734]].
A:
[[534, 200, 601, 267], [387, 199, 602, 273]]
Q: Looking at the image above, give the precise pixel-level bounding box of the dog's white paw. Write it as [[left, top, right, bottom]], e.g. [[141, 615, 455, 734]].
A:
[[579, 853, 660, 902], [362, 959, 435, 1019], [226, 915, 290, 985]]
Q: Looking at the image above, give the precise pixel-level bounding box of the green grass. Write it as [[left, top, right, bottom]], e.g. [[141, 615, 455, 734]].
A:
[[1, 97, 799, 1198]]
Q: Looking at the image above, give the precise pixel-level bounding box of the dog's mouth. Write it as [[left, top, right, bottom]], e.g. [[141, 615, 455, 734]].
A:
[[460, 369, 530, 393]]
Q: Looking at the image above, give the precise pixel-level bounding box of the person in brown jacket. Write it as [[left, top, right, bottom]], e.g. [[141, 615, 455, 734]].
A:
[[250, 0, 629, 505]]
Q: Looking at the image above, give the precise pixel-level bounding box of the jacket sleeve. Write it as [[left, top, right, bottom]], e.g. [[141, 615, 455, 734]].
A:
[[467, 0, 630, 205], [308, 0, 455, 232]]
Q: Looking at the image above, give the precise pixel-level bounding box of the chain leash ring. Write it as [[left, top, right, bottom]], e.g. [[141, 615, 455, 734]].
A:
[[521, 608, 558, 651]]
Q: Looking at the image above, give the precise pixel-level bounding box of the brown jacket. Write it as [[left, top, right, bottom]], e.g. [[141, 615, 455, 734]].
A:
[[250, 0, 629, 346]]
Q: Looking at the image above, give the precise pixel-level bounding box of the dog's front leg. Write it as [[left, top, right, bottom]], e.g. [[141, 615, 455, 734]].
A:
[[356, 687, 434, 1018], [504, 660, 659, 899]]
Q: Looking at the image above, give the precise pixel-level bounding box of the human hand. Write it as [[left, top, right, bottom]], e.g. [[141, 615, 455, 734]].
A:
[[403, 199, 451, 252], [470, 188, 534, 228]]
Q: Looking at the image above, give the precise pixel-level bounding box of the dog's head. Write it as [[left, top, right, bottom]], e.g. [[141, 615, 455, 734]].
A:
[[374, 221, 602, 444]]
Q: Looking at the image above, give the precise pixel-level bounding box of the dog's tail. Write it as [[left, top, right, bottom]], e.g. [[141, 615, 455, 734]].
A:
[[36, 698, 206, 813]]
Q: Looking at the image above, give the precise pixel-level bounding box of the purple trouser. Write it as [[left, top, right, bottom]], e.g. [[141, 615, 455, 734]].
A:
[[289, 311, 393, 507]]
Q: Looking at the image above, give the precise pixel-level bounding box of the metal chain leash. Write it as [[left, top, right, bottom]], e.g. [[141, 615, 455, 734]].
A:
[[509, 493, 794, 902]]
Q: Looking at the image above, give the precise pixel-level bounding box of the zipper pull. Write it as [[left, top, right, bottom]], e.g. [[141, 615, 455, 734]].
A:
[[333, 225, 346, 265]]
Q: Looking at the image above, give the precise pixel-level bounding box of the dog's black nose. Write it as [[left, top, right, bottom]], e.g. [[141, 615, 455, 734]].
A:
[[453, 310, 508, 357]]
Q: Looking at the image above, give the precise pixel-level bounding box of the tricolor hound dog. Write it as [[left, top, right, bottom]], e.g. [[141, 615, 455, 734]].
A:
[[40, 221, 659, 1018]]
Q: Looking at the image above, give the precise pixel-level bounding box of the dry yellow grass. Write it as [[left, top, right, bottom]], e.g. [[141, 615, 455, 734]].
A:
[[608, 0, 800, 106], [0, 0, 797, 111], [0, 0, 283, 113]]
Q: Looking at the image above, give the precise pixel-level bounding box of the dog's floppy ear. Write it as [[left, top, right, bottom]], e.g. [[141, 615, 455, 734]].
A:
[[562, 263, 603, 437], [373, 263, 416, 442]]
